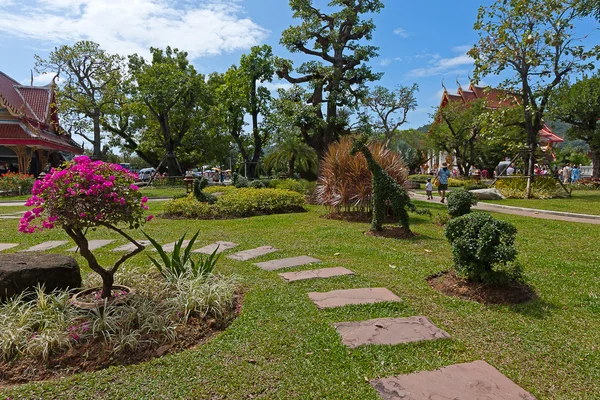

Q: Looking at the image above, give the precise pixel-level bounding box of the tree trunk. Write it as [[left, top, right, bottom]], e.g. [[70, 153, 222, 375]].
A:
[[288, 154, 296, 178], [525, 145, 536, 198], [93, 109, 102, 160], [591, 145, 600, 179], [166, 152, 179, 177]]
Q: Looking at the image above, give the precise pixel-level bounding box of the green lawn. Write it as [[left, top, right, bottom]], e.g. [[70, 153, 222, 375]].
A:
[[482, 190, 600, 215], [1, 202, 599, 399], [0, 185, 189, 202]]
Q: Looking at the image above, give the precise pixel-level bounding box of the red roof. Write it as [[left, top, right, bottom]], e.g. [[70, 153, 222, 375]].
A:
[[15, 86, 51, 121], [0, 122, 82, 152]]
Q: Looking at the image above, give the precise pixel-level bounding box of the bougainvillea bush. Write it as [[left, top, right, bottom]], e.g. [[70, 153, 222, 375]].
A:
[[19, 156, 152, 298]]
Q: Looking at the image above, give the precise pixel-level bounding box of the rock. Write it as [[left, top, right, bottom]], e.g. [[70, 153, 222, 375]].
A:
[[0, 253, 81, 301], [469, 188, 506, 200]]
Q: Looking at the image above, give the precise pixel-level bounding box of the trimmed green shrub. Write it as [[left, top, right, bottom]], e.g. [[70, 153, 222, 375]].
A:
[[445, 212, 521, 285], [193, 177, 217, 204], [495, 176, 566, 199], [163, 188, 305, 219], [232, 173, 249, 188], [204, 185, 237, 195], [447, 188, 477, 218], [249, 180, 265, 189], [408, 174, 434, 183]]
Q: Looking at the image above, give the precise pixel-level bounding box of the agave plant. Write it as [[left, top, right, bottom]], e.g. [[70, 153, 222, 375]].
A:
[[315, 136, 409, 213]]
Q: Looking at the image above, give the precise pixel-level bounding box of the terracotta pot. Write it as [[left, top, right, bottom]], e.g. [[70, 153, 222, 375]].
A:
[[70, 285, 135, 310]]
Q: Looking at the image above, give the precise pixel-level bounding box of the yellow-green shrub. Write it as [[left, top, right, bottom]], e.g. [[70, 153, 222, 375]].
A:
[[204, 186, 238, 195], [163, 188, 305, 219], [495, 177, 567, 199]]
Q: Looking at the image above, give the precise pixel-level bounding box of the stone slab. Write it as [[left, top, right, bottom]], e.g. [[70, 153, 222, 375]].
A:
[[68, 240, 115, 252], [20, 241, 69, 252], [0, 243, 19, 252], [111, 240, 150, 252], [227, 246, 279, 261], [255, 256, 321, 271], [193, 241, 238, 254], [334, 316, 450, 348], [158, 240, 190, 252], [371, 360, 536, 400], [279, 267, 354, 282], [308, 287, 402, 309]]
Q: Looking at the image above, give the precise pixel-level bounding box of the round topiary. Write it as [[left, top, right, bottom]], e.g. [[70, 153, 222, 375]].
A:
[[444, 212, 520, 285], [447, 188, 477, 218], [249, 180, 265, 189]]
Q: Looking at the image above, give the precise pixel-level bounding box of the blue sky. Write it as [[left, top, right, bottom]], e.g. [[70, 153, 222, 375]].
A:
[[0, 0, 598, 130]]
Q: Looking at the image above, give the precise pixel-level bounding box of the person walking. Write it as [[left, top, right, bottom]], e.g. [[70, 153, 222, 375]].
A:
[[571, 164, 580, 183], [562, 164, 572, 184], [436, 162, 452, 203], [425, 178, 433, 200]]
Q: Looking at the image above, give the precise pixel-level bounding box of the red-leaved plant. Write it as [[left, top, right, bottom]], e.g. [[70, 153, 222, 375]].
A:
[[19, 156, 153, 298]]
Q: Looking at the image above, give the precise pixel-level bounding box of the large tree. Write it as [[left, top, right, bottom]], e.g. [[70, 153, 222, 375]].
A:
[[362, 84, 418, 145], [276, 0, 384, 162], [469, 0, 598, 197], [35, 41, 125, 159], [128, 47, 205, 176], [550, 73, 600, 178]]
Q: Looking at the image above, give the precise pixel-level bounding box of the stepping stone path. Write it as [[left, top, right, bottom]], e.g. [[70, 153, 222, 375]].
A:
[[308, 287, 401, 309], [0, 243, 19, 252], [334, 316, 450, 348], [193, 241, 238, 255], [371, 360, 536, 400], [112, 240, 151, 252], [228, 246, 279, 261], [158, 240, 190, 252], [20, 241, 69, 252], [255, 256, 321, 271], [279, 267, 354, 282], [68, 240, 115, 252]]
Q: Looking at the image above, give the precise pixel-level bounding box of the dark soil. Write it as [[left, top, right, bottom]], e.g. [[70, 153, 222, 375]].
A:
[[322, 211, 398, 224], [427, 270, 536, 305], [364, 226, 416, 240], [0, 299, 241, 388]]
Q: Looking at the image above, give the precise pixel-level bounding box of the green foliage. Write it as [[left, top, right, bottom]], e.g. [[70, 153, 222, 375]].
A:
[[143, 231, 220, 280], [249, 180, 265, 189], [232, 173, 249, 188], [263, 136, 318, 177], [204, 186, 237, 195], [446, 188, 477, 218], [408, 174, 434, 183], [268, 178, 311, 194], [495, 176, 567, 199], [445, 212, 521, 285], [163, 188, 305, 219], [0, 173, 35, 195], [193, 177, 217, 204]]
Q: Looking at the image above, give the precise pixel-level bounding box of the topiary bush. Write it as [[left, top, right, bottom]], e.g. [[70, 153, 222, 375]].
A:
[[447, 188, 477, 218], [249, 180, 265, 189], [232, 173, 249, 188], [193, 177, 217, 204], [163, 188, 305, 219], [445, 212, 521, 285]]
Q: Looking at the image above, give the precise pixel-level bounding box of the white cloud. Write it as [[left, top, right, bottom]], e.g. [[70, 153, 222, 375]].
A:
[[262, 81, 293, 93], [0, 0, 268, 60], [407, 47, 474, 78], [393, 28, 410, 38], [378, 58, 392, 67], [20, 72, 57, 86]]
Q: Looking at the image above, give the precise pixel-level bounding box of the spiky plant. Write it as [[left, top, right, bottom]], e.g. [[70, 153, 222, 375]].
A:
[[316, 136, 409, 213]]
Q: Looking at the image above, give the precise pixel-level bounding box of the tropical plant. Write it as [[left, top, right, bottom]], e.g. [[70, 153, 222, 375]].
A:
[[445, 212, 521, 284], [19, 156, 152, 298], [143, 231, 220, 280], [316, 136, 408, 213], [263, 137, 318, 178], [446, 188, 477, 218]]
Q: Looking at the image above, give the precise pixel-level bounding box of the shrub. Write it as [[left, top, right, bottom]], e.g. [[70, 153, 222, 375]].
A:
[[0, 172, 35, 195], [495, 176, 566, 199], [316, 136, 408, 212], [232, 173, 249, 188], [432, 213, 451, 226], [408, 174, 434, 183], [193, 177, 217, 204], [249, 180, 265, 189], [464, 183, 490, 191], [269, 178, 312, 194], [19, 156, 152, 298], [447, 188, 477, 218], [204, 185, 237, 195], [445, 212, 521, 285], [163, 188, 305, 219]]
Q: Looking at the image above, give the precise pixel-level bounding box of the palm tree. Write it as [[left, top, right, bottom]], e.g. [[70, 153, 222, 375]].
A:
[[264, 138, 318, 177]]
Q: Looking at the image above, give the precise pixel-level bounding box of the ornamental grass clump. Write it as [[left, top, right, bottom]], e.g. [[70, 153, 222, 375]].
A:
[[19, 156, 153, 299]]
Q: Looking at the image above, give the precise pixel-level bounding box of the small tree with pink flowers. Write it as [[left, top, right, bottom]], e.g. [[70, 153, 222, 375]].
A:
[[20, 156, 153, 298]]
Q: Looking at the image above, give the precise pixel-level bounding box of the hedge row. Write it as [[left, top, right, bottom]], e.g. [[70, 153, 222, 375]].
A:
[[163, 188, 306, 219]]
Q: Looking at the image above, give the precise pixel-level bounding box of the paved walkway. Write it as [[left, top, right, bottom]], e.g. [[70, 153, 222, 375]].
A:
[[410, 192, 600, 225]]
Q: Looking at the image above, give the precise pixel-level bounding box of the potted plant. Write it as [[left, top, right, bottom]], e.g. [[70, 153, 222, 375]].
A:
[[19, 156, 153, 300]]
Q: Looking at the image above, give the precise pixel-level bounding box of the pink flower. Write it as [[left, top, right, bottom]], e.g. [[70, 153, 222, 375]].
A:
[[146, 215, 154, 221]]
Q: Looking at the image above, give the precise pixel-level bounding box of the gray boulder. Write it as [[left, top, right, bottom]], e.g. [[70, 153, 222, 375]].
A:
[[469, 188, 506, 200], [0, 253, 81, 301]]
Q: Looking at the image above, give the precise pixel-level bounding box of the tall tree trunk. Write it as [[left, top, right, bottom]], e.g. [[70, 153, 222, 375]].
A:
[[288, 154, 296, 178], [525, 142, 536, 199], [93, 109, 102, 160], [166, 151, 179, 177], [591, 145, 600, 179]]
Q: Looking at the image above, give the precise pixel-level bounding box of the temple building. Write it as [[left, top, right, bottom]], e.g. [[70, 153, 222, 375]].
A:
[[0, 71, 82, 175], [429, 82, 563, 171]]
